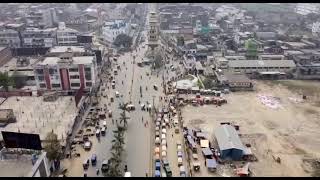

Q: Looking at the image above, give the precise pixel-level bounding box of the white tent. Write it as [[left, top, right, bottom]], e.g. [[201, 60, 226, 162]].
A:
[[155, 137, 160, 144], [155, 147, 160, 153], [162, 151, 167, 157], [155, 126, 160, 131], [161, 139, 167, 146], [156, 122, 160, 126], [164, 118, 169, 124], [162, 128, 167, 134], [162, 145, 167, 151], [161, 133, 166, 139]]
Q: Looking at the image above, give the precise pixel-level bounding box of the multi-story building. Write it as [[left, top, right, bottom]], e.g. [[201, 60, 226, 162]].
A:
[[56, 22, 79, 46], [295, 3, 320, 15], [25, 9, 57, 28], [21, 27, 57, 48], [33, 53, 97, 93], [102, 19, 130, 44], [0, 29, 21, 48]]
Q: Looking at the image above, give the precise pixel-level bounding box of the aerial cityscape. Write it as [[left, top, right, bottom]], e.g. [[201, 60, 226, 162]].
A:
[[0, 3, 319, 177]]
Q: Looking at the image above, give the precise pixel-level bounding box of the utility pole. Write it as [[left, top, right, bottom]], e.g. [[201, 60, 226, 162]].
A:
[[152, 95, 156, 112]]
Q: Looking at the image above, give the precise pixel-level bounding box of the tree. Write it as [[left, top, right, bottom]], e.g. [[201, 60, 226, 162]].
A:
[[105, 125, 126, 177], [44, 131, 62, 161], [153, 52, 164, 69], [11, 71, 27, 89], [0, 72, 14, 91], [113, 34, 133, 48], [118, 103, 129, 128], [202, 77, 214, 89]]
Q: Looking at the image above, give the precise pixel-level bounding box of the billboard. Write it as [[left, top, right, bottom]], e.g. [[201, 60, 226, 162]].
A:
[[1, 131, 42, 150]]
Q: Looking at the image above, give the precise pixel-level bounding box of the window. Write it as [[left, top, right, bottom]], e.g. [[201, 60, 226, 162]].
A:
[[37, 76, 44, 81], [69, 68, 79, 72], [71, 83, 80, 87], [49, 68, 56, 74], [52, 83, 61, 88], [36, 69, 44, 74], [86, 82, 92, 87], [70, 75, 80, 79], [39, 83, 46, 88]]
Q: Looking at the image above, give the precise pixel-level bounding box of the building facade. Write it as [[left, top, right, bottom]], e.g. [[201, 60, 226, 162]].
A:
[[102, 19, 130, 44], [21, 28, 57, 48], [0, 29, 21, 48], [34, 54, 96, 93], [57, 22, 79, 46]]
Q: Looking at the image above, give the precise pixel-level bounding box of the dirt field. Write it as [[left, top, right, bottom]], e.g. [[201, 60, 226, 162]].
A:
[[181, 80, 320, 177]]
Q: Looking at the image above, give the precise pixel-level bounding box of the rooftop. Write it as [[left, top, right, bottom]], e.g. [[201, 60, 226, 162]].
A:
[[0, 57, 40, 73], [215, 124, 245, 151], [39, 56, 95, 65], [49, 46, 86, 53], [228, 60, 296, 68]]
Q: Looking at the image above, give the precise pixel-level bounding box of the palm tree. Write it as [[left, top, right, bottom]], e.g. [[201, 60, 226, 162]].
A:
[[118, 103, 129, 128], [105, 125, 126, 177]]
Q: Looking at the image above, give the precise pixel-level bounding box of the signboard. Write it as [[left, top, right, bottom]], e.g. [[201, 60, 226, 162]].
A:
[[1, 131, 42, 150]]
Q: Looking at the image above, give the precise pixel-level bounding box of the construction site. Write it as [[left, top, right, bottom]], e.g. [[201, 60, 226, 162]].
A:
[[180, 80, 320, 177]]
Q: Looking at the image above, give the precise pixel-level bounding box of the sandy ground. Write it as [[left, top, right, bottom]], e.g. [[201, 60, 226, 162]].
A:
[[181, 80, 320, 177], [0, 96, 78, 140]]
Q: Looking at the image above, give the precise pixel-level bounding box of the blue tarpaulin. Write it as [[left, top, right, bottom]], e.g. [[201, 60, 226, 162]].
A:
[[155, 170, 161, 177]]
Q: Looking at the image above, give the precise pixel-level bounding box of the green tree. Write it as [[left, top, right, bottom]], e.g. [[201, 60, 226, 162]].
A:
[[202, 77, 214, 89], [105, 125, 126, 177], [118, 103, 129, 128], [113, 34, 133, 48], [44, 131, 62, 161], [0, 72, 14, 91]]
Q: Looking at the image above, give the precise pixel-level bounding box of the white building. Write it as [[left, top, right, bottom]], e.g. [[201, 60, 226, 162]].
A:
[[0, 29, 21, 48], [21, 27, 57, 48], [57, 22, 79, 46], [102, 19, 130, 44], [34, 54, 97, 92], [312, 21, 320, 35], [295, 3, 320, 15], [26, 9, 57, 28]]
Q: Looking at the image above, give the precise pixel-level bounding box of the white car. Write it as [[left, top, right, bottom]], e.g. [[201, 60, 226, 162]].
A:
[[84, 141, 92, 150], [115, 91, 120, 97]]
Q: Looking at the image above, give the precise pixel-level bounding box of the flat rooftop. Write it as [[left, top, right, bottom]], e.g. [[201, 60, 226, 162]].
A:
[[39, 56, 94, 65], [0, 96, 78, 141], [0, 57, 40, 72], [0, 153, 34, 177], [49, 46, 86, 53]]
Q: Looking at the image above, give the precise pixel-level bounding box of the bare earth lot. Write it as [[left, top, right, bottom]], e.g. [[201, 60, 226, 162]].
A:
[[181, 80, 320, 177]]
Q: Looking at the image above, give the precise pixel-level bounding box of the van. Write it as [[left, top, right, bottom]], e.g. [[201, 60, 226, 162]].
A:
[[101, 127, 106, 136]]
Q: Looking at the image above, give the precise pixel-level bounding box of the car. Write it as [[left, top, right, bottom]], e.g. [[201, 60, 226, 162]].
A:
[[115, 91, 120, 97], [101, 159, 110, 172], [84, 141, 92, 150], [164, 166, 172, 177]]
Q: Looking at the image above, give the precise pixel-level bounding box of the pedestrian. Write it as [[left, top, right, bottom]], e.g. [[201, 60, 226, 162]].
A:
[[112, 119, 114, 124], [172, 133, 173, 138], [142, 116, 143, 122]]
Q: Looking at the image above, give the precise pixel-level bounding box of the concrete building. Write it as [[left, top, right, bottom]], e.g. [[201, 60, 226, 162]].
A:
[[25, 9, 57, 28], [0, 29, 21, 48], [216, 72, 253, 91], [21, 27, 57, 48], [227, 60, 296, 74], [102, 19, 130, 44], [56, 22, 79, 46], [34, 53, 97, 93], [295, 3, 320, 15], [215, 124, 245, 161]]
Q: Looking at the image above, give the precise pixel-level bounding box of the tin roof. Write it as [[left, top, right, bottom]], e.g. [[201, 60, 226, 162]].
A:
[[214, 124, 245, 151]]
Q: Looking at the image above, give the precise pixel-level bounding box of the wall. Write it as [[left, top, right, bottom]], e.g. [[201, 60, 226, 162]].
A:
[[28, 152, 50, 177], [0, 91, 33, 98]]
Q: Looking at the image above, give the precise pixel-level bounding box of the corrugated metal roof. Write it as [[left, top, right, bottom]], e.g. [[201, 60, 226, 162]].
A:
[[228, 60, 296, 68], [215, 124, 245, 151]]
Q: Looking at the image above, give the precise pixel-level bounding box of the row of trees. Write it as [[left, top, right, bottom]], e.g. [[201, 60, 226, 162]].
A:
[[105, 103, 129, 176]]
